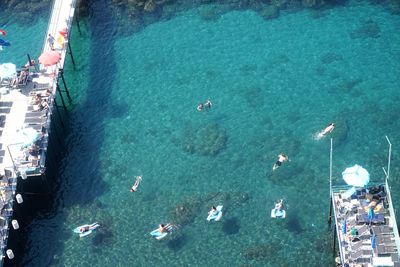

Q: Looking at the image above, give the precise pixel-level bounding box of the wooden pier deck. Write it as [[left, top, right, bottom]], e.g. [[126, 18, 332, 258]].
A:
[[0, 0, 77, 264], [330, 138, 400, 267]]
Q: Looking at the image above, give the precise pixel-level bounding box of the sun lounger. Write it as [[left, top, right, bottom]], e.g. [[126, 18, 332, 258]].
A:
[[377, 235, 395, 244], [0, 102, 12, 108], [25, 111, 48, 118], [372, 225, 391, 235], [350, 241, 364, 251], [376, 243, 397, 255], [356, 213, 385, 224], [350, 249, 363, 262], [0, 108, 11, 114], [358, 224, 370, 234], [24, 117, 47, 125]]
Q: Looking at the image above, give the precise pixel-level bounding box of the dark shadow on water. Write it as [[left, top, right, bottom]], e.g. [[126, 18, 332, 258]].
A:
[[11, 0, 121, 266], [222, 217, 240, 235], [285, 213, 303, 234], [92, 227, 114, 247], [167, 234, 187, 252]]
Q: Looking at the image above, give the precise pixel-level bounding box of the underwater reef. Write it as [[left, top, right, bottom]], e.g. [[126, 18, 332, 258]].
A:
[[1, 0, 399, 29]]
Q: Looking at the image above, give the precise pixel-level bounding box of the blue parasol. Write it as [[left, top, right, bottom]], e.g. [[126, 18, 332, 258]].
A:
[[0, 38, 10, 46]]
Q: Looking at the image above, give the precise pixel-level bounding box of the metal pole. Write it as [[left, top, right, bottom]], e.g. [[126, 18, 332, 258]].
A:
[[6, 145, 17, 173], [333, 226, 337, 256], [328, 138, 333, 225], [75, 15, 82, 36], [328, 199, 333, 225], [385, 136, 392, 180], [52, 98, 65, 129], [60, 69, 72, 101], [67, 42, 76, 69], [56, 83, 68, 112]]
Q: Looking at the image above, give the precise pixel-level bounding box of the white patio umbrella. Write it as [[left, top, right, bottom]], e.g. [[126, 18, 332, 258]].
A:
[[342, 164, 370, 187], [15, 127, 40, 147], [0, 63, 16, 79]]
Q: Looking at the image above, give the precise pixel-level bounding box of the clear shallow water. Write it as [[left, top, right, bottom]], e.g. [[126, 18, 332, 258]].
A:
[[3, 1, 400, 266]]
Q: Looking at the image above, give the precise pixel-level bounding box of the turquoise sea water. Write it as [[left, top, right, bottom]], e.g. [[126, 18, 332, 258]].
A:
[[3, 1, 400, 266]]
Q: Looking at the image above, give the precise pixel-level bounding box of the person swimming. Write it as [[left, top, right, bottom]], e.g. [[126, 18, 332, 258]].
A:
[[204, 99, 212, 110], [272, 154, 289, 171], [130, 176, 142, 192], [197, 103, 204, 111], [318, 123, 335, 138]]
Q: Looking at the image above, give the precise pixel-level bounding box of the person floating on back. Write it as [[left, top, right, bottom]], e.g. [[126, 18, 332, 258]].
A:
[[130, 176, 142, 192], [316, 123, 335, 139], [272, 153, 289, 171], [271, 199, 286, 219]]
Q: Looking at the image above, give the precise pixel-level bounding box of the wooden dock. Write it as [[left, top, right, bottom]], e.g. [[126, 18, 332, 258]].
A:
[[329, 138, 400, 267], [0, 0, 77, 264]]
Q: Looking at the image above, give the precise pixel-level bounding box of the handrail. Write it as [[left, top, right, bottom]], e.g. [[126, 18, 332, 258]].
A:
[[329, 138, 333, 196], [385, 135, 392, 181]]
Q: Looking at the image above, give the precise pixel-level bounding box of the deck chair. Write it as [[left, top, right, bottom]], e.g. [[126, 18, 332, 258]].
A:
[[376, 243, 397, 255], [372, 225, 391, 235], [357, 224, 370, 235], [350, 249, 363, 262], [0, 102, 12, 108], [24, 117, 47, 125], [25, 110, 48, 118], [350, 241, 363, 251]]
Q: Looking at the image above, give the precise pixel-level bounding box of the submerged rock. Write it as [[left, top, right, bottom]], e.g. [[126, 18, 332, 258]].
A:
[[242, 244, 278, 260], [181, 122, 228, 156], [259, 5, 280, 20], [170, 196, 202, 225], [320, 52, 343, 64], [350, 19, 380, 39]]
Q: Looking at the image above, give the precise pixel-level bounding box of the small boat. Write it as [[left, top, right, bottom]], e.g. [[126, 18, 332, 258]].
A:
[[73, 222, 100, 238]]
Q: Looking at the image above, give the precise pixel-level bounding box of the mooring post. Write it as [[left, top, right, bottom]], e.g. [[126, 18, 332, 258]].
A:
[[67, 42, 76, 69], [56, 83, 68, 113], [60, 69, 72, 101], [75, 15, 82, 36]]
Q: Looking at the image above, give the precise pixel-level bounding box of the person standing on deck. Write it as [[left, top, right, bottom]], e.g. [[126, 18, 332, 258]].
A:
[[47, 34, 55, 50]]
